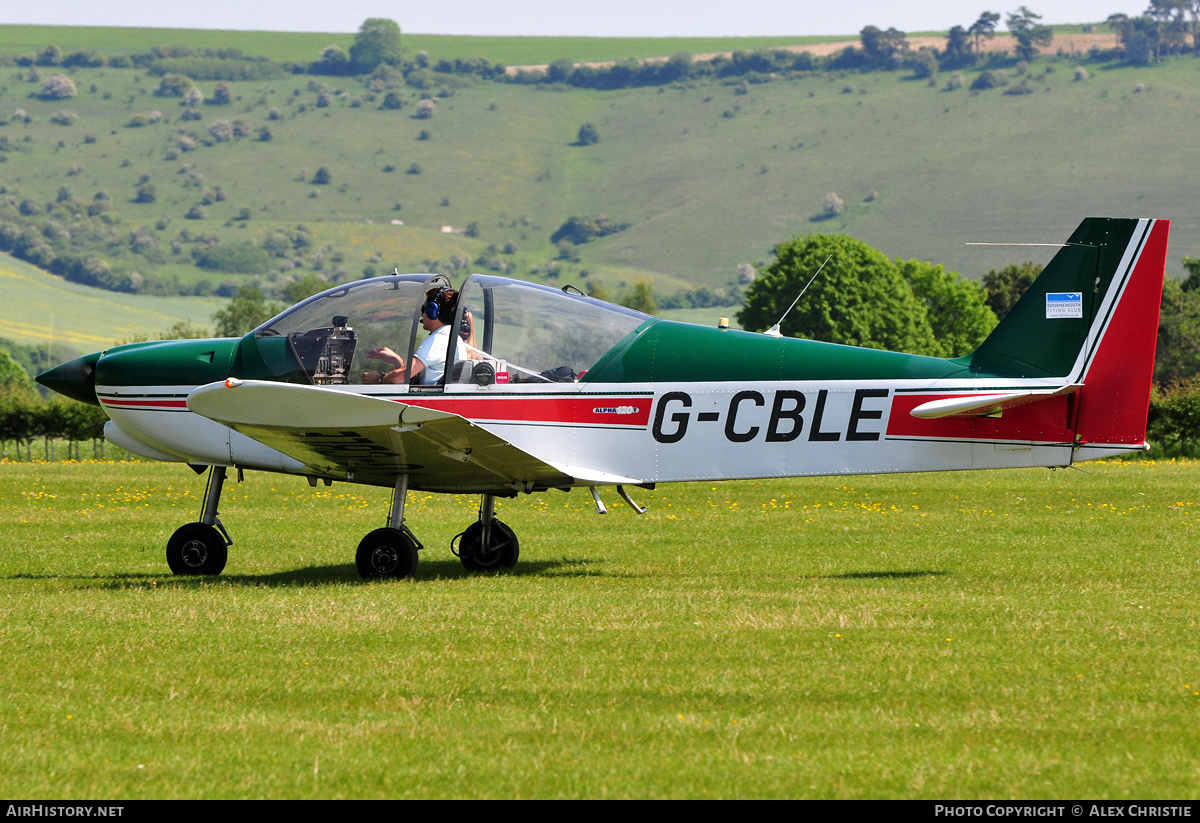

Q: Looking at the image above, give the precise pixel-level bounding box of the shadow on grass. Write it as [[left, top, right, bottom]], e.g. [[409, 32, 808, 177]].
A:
[[821, 570, 948, 580], [11, 556, 604, 589]]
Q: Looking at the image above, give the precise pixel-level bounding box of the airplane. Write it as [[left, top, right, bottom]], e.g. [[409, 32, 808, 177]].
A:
[[36, 216, 1168, 580]]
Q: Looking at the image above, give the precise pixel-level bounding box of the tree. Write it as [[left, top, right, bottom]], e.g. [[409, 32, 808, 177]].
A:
[[311, 167, 332, 185], [283, 274, 332, 303], [982, 262, 1041, 320], [1155, 264, 1200, 385], [859, 25, 909, 69], [1007, 6, 1053, 61], [969, 11, 1001, 55], [350, 18, 402, 72], [737, 234, 939, 355], [211, 81, 232, 105], [897, 259, 997, 358], [621, 281, 658, 314], [0, 349, 35, 392], [942, 25, 974, 68], [212, 287, 281, 338], [577, 122, 599, 145]]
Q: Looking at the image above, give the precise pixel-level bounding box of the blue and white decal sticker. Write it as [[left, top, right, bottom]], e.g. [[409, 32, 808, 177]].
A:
[[1046, 292, 1083, 319]]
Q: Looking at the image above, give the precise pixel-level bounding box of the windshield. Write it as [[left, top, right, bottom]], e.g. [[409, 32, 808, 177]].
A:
[[252, 273, 448, 385]]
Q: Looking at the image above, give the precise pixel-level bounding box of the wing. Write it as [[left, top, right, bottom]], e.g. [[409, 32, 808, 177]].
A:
[[187, 380, 586, 493]]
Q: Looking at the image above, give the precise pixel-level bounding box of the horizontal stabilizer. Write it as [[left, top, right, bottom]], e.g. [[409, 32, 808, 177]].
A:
[[909, 384, 1081, 420]]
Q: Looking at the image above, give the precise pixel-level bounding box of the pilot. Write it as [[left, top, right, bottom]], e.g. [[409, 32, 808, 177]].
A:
[[366, 287, 460, 385]]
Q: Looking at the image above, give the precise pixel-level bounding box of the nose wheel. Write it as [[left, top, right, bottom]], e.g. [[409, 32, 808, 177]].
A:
[[166, 522, 229, 576], [166, 466, 232, 576]]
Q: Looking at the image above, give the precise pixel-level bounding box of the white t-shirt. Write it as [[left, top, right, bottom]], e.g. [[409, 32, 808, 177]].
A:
[[412, 325, 451, 385]]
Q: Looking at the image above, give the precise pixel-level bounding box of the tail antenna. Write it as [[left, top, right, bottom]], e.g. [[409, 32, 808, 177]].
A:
[[763, 254, 832, 338]]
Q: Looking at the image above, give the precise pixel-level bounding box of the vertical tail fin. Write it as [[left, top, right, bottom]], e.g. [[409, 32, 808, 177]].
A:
[[968, 217, 1168, 448]]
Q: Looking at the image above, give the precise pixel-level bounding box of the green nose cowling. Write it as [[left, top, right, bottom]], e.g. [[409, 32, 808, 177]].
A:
[[36, 352, 102, 406]]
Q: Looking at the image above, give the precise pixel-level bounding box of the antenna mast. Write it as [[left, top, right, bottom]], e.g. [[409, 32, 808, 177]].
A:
[[763, 255, 832, 338]]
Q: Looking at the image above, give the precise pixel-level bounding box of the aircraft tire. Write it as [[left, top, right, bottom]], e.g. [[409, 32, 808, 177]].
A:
[[456, 520, 519, 572], [356, 527, 419, 580], [166, 522, 228, 576]]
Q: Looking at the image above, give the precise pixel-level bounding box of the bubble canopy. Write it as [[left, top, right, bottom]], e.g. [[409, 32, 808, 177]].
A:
[[250, 273, 650, 387]]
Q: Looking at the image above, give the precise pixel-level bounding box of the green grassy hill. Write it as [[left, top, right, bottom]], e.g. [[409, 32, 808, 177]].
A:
[[0, 252, 221, 349], [0, 25, 848, 68], [1, 26, 1197, 347]]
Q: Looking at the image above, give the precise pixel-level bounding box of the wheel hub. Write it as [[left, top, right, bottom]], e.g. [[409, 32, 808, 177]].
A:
[[180, 539, 208, 568], [371, 546, 400, 574]]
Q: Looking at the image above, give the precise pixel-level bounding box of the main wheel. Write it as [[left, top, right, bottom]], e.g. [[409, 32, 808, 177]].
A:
[[356, 527, 419, 580], [166, 522, 228, 576], [455, 520, 519, 572]]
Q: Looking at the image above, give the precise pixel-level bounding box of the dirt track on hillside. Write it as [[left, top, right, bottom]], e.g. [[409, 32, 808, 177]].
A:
[[506, 32, 1119, 74]]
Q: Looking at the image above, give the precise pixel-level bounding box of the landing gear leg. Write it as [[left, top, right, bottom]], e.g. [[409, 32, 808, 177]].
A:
[[166, 466, 231, 576], [356, 474, 421, 579], [453, 493, 519, 572]]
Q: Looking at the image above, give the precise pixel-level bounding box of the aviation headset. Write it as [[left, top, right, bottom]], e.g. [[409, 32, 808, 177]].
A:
[[423, 287, 456, 321]]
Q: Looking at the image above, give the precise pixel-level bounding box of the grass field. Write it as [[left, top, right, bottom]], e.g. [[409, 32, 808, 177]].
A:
[[1, 458, 1197, 798], [0, 252, 223, 348]]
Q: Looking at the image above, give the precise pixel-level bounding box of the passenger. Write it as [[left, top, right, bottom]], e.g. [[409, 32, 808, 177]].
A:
[[459, 309, 483, 359], [365, 287, 460, 385]]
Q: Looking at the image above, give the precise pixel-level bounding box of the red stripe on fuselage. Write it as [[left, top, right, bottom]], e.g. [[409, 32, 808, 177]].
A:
[[886, 393, 1073, 443], [101, 398, 189, 409], [397, 395, 651, 427]]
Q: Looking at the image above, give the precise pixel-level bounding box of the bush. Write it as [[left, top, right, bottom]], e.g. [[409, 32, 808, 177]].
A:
[[195, 241, 271, 273], [550, 215, 629, 245], [970, 70, 1000, 90], [49, 110, 77, 126], [156, 73, 195, 97], [820, 192, 844, 218], [577, 122, 600, 145], [312, 167, 332, 185], [416, 98, 436, 119], [40, 74, 77, 100], [208, 119, 234, 142]]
